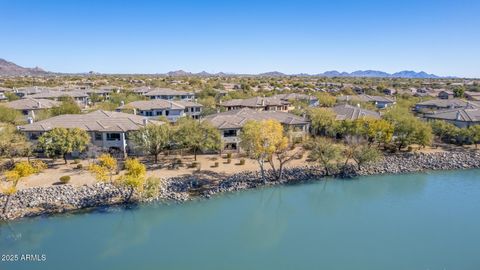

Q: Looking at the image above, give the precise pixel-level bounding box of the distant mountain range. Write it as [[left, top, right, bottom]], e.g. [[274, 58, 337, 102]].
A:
[[0, 58, 49, 76], [166, 69, 443, 78], [0, 58, 449, 78]]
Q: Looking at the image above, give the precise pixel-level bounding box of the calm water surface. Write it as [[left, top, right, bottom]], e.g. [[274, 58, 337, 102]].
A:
[[1, 169, 480, 270]]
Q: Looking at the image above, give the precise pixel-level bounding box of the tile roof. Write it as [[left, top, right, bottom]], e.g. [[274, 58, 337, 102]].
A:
[[332, 104, 380, 120], [26, 90, 88, 99], [424, 107, 480, 123], [144, 88, 194, 96], [118, 100, 202, 111], [19, 110, 163, 132], [415, 98, 478, 109], [2, 98, 61, 110], [220, 96, 289, 108], [203, 108, 308, 129]]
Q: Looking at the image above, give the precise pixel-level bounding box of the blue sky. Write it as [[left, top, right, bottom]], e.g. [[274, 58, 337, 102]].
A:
[[1, 0, 479, 77]]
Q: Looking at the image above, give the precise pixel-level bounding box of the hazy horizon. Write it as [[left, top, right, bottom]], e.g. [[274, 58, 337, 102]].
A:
[[1, 0, 479, 78]]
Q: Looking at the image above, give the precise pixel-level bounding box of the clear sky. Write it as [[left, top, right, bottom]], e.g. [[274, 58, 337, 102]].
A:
[[1, 0, 479, 77]]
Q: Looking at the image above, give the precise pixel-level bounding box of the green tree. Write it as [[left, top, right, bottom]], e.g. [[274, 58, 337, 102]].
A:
[[384, 107, 433, 150], [51, 99, 81, 116], [467, 125, 480, 148], [37, 128, 90, 163], [0, 106, 21, 124], [351, 144, 382, 169], [306, 137, 343, 176], [175, 118, 221, 161], [131, 124, 172, 164], [0, 124, 30, 162], [308, 108, 338, 137], [453, 86, 465, 98]]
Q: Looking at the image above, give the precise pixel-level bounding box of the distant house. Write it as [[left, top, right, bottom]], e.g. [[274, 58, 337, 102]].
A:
[[86, 89, 113, 100], [0, 89, 7, 101], [383, 88, 397, 96], [465, 91, 480, 101], [19, 110, 163, 157], [132, 86, 152, 96], [144, 88, 195, 101], [437, 90, 454, 100], [26, 90, 89, 107], [2, 98, 60, 118], [117, 99, 203, 122], [414, 99, 477, 112], [337, 94, 395, 109], [203, 108, 309, 152], [332, 104, 380, 120], [219, 96, 290, 112], [423, 107, 480, 128], [272, 93, 319, 107]]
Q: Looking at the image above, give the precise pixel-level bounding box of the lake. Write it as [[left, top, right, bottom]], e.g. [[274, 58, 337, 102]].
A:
[[1, 169, 480, 270]]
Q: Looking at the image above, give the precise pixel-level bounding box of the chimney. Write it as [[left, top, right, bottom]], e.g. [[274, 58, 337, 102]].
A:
[[37, 100, 41, 108], [143, 118, 149, 125], [27, 117, 34, 124], [120, 100, 125, 106], [357, 103, 361, 108]]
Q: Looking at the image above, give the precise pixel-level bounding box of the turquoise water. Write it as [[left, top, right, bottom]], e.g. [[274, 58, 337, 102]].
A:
[[1, 169, 480, 270]]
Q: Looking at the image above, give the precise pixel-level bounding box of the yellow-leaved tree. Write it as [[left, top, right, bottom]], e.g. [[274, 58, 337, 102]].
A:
[[240, 119, 300, 182], [89, 154, 118, 183], [119, 158, 146, 202]]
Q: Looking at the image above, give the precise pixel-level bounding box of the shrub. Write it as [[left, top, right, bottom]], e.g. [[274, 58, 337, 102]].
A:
[[212, 162, 219, 168], [30, 160, 47, 173], [59, 175, 71, 184], [76, 164, 83, 169], [238, 159, 246, 165], [143, 177, 161, 199], [72, 159, 81, 164], [226, 158, 231, 164], [226, 153, 232, 159]]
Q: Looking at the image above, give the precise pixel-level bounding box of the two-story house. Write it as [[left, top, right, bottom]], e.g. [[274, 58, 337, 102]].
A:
[[219, 96, 291, 112], [144, 88, 195, 101], [2, 98, 61, 119], [203, 108, 309, 152], [117, 99, 203, 122], [18, 110, 163, 157]]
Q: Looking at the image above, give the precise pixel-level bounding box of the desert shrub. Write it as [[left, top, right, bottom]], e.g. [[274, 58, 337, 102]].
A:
[[76, 164, 83, 169], [59, 175, 71, 184], [226, 153, 232, 159], [239, 159, 246, 165], [212, 162, 219, 168], [143, 177, 161, 199], [30, 160, 47, 173], [226, 158, 231, 164], [72, 159, 81, 164]]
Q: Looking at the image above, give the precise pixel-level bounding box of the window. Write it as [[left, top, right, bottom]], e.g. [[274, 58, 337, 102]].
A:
[[165, 110, 170, 116], [223, 130, 237, 137], [107, 133, 121, 141], [94, 132, 102, 141], [145, 111, 153, 116]]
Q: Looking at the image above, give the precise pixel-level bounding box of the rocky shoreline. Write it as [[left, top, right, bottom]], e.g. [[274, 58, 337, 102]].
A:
[[1, 151, 479, 221]]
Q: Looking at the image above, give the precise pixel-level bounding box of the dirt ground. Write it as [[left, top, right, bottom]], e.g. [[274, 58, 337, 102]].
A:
[[2, 144, 473, 190]]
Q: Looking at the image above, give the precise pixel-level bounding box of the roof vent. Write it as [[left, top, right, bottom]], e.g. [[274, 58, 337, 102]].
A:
[[27, 117, 34, 124]]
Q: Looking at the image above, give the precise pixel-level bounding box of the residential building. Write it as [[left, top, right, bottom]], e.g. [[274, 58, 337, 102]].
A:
[[203, 108, 309, 152], [423, 106, 480, 128], [437, 90, 454, 99], [383, 88, 397, 96], [414, 99, 478, 112], [117, 99, 203, 122], [18, 110, 162, 157], [219, 96, 290, 112], [332, 104, 380, 120], [26, 90, 89, 107], [465, 91, 480, 101], [145, 88, 195, 101], [272, 93, 319, 107], [337, 94, 396, 109], [2, 98, 60, 118]]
